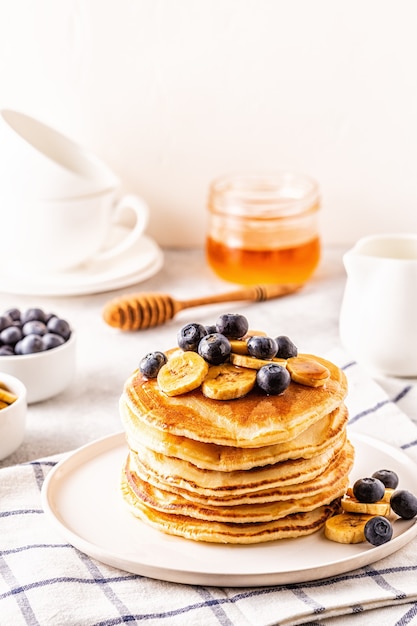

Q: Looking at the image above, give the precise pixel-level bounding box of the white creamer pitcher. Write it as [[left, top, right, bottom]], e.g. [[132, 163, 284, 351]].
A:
[[339, 233, 417, 377]]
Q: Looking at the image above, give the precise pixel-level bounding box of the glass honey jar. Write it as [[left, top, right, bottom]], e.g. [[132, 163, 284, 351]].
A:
[[205, 171, 321, 285]]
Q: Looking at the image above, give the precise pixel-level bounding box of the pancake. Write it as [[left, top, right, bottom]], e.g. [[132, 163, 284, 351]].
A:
[[126, 437, 354, 506], [121, 400, 348, 471], [124, 462, 348, 523], [127, 432, 347, 496], [120, 473, 342, 543], [123, 354, 348, 448]]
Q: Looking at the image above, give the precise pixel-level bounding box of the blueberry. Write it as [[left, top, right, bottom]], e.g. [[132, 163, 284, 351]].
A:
[[353, 477, 385, 503], [205, 324, 217, 335], [23, 320, 47, 336], [247, 336, 278, 360], [275, 335, 298, 359], [0, 345, 14, 356], [215, 314, 249, 339], [4, 308, 21, 321], [0, 325, 22, 345], [198, 333, 231, 365], [46, 317, 71, 340], [256, 363, 291, 395], [139, 351, 168, 378], [15, 334, 45, 355], [44, 312, 57, 323], [364, 516, 393, 546], [372, 469, 399, 489], [42, 333, 65, 350], [21, 307, 47, 324], [0, 315, 13, 331], [390, 490, 417, 519], [177, 323, 207, 352]]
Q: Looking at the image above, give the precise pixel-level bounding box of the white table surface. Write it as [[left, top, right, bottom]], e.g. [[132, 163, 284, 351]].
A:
[[0, 244, 376, 468]]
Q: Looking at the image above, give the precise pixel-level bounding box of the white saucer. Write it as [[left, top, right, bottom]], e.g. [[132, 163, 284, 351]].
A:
[[0, 231, 164, 296]]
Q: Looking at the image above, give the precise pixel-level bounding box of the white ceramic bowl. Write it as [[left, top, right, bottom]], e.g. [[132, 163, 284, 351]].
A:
[[0, 372, 27, 459], [0, 333, 76, 404]]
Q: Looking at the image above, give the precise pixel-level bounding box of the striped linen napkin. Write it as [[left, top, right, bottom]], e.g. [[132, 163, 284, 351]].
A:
[[1, 350, 417, 626]]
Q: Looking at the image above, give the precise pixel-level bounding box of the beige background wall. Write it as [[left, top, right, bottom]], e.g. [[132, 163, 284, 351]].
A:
[[1, 0, 416, 247]]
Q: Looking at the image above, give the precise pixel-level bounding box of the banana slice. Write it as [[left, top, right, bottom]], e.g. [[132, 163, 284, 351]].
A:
[[230, 353, 287, 370], [202, 363, 256, 400], [229, 340, 249, 355], [229, 333, 269, 355], [243, 329, 267, 338], [324, 513, 373, 543], [383, 488, 395, 503], [0, 387, 18, 405], [286, 356, 330, 387], [157, 352, 209, 396], [341, 495, 391, 516]]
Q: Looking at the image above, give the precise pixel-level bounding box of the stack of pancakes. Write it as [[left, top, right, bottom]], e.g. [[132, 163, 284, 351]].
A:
[[119, 352, 354, 544]]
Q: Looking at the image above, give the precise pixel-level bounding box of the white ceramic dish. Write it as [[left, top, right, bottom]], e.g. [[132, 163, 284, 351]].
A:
[[0, 333, 76, 404], [41, 431, 417, 587], [0, 372, 27, 459], [0, 232, 163, 296]]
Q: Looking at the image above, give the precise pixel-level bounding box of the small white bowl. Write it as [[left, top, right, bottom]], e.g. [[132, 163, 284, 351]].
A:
[[0, 333, 76, 404], [0, 372, 27, 460]]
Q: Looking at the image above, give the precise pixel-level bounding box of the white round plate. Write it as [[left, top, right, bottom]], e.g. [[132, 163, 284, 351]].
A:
[[41, 431, 417, 587], [0, 232, 164, 296]]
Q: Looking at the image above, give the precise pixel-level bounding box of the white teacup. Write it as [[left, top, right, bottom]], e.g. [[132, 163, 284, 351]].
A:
[[1, 189, 149, 273], [0, 109, 149, 273]]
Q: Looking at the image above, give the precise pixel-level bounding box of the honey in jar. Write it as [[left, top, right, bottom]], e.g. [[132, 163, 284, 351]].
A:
[[206, 172, 321, 285]]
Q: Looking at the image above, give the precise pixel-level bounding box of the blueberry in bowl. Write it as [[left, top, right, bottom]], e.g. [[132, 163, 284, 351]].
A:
[[0, 307, 76, 403]]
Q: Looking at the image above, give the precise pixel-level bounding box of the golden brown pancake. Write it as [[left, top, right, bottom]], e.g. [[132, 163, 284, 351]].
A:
[[126, 438, 354, 506], [122, 354, 348, 447], [121, 399, 348, 471], [124, 459, 349, 523], [127, 433, 347, 495], [120, 473, 342, 543]]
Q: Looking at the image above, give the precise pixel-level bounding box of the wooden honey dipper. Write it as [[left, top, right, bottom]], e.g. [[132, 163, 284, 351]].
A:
[[102, 283, 302, 331]]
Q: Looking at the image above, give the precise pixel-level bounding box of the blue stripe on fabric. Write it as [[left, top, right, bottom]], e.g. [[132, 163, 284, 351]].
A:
[[24, 461, 57, 467], [396, 601, 417, 625], [401, 439, 417, 450], [348, 398, 391, 425], [393, 386, 414, 404], [340, 361, 413, 421], [0, 543, 70, 556], [0, 509, 43, 518], [290, 587, 325, 615], [284, 563, 417, 590], [30, 461, 49, 491], [348, 386, 414, 427], [0, 574, 138, 602], [0, 553, 40, 625], [195, 586, 236, 626], [341, 360, 357, 371], [93, 599, 238, 626], [363, 564, 406, 600], [76, 550, 135, 622]]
